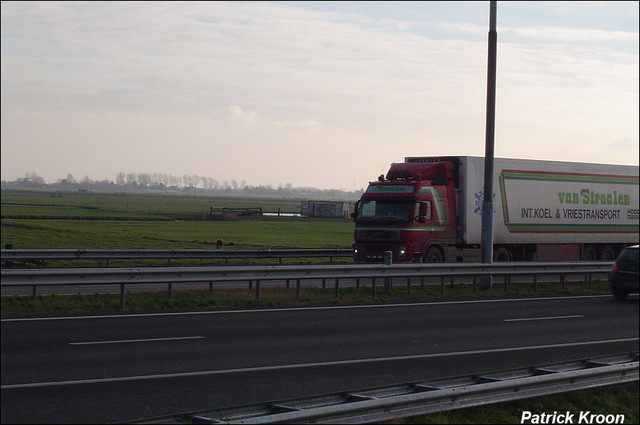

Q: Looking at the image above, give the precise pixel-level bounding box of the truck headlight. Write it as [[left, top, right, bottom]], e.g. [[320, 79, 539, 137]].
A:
[[398, 246, 407, 260]]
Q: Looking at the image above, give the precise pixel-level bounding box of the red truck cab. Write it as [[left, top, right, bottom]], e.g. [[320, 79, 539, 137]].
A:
[[352, 161, 457, 263]]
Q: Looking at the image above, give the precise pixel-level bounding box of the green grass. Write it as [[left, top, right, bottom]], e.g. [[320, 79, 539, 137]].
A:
[[0, 279, 615, 318], [1, 190, 354, 250], [1, 217, 354, 250], [1, 190, 303, 219]]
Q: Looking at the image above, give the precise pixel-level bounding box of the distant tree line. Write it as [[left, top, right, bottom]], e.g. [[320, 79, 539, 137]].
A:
[[114, 172, 246, 191], [1, 172, 362, 200]]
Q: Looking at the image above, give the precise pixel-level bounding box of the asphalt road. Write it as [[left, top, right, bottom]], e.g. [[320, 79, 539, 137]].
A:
[[1, 295, 638, 423]]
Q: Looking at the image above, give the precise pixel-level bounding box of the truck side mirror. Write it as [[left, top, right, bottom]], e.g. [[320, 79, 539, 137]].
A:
[[351, 201, 360, 221]]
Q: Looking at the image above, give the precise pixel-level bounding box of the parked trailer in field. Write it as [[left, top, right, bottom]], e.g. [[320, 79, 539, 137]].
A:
[[352, 156, 639, 263], [301, 201, 352, 218]]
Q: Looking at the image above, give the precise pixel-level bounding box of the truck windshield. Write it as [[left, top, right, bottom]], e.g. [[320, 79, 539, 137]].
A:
[[359, 200, 413, 222]]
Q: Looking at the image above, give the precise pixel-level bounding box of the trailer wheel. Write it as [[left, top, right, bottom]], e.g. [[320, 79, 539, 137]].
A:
[[493, 247, 511, 262], [582, 245, 597, 261], [600, 245, 616, 261], [424, 247, 443, 263]]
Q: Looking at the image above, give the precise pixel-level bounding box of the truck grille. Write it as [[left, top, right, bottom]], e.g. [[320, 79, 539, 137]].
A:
[[356, 229, 401, 240], [363, 244, 395, 253]]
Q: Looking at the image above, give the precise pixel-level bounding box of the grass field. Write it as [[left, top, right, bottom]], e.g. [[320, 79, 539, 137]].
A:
[[1, 190, 354, 250], [1, 217, 354, 250], [1, 189, 303, 219]]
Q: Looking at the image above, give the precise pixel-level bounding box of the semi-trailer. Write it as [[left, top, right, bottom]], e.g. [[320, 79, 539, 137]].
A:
[[352, 156, 639, 263]]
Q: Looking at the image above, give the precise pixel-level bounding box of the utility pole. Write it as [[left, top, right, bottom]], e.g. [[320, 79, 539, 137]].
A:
[[479, 1, 497, 290]]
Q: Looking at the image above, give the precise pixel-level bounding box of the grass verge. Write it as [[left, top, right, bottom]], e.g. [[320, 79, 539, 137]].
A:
[[0, 279, 616, 317]]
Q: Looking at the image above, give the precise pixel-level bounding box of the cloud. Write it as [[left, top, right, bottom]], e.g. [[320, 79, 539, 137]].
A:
[[1, 1, 637, 190], [226, 105, 257, 123], [505, 25, 638, 46]]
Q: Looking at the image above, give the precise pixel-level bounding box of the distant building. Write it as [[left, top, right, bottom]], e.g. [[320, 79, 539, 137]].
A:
[[300, 201, 352, 218]]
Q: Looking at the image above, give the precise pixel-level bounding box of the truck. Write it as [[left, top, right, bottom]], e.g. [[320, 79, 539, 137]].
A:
[[352, 156, 639, 263]]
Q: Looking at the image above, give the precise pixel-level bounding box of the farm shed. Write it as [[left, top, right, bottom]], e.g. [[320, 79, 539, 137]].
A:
[[300, 201, 352, 218]]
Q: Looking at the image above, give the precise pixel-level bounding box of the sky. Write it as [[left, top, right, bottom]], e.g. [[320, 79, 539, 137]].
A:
[[1, 1, 638, 191]]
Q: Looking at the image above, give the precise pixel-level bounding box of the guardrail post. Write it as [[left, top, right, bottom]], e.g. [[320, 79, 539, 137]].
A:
[[296, 279, 301, 300], [334, 278, 339, 298], [120, 284, 125, 309], [533, 275, 538, 292], [32, 285, 36, 300], [372, 277, 376, 298], [168, 283, 172, 298], [560, 273, 566, 289], [440, 276, 445, 300], [407, 277, 411, 296], [209, 281, 213, 295], [256, 280, 260, 300], [384, 251, 392, 294]]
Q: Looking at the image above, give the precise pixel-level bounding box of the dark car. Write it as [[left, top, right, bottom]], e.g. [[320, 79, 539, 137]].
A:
[[609, 245, 639, 300]]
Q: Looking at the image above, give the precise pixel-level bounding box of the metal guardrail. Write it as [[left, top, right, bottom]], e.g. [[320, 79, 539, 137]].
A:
[[126, 352, 639, 424], [0, 261, 612, 287], [0, 248, 354, 266], [1, 261, 612, 307]]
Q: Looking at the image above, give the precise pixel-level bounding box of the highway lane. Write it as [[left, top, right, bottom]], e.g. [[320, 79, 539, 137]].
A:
[[1, 295, 638, 423]]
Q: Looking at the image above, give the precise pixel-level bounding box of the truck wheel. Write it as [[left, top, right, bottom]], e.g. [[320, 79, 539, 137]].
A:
[[424, 247, 443, 263], [582, 245, 597, 261], [493, 247, 511, 262], [600, 245, 616, 261]]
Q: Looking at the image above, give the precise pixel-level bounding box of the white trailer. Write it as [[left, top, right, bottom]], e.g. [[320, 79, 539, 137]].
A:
[[405, 156, 639, 261]]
